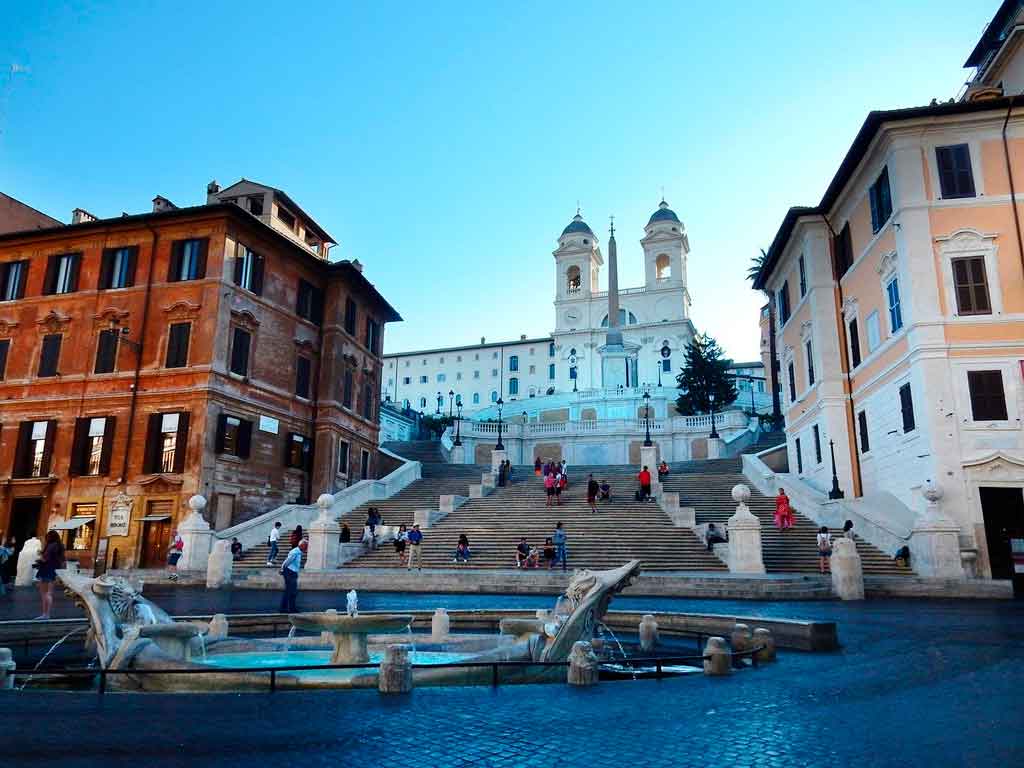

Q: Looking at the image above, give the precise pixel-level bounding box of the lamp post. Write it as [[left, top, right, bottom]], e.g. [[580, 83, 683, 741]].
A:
[[708, 393, 719, 439], [435, 392, 442, 415], [827, 439, 845, 499], [453, 402, 462, 447], [448, 389, 454, 421], [495, 397, 505, 450], [642, 390, 653, 447]]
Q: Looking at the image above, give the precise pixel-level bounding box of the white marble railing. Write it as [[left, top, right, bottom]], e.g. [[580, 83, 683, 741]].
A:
[[461, 413, 745, 440]]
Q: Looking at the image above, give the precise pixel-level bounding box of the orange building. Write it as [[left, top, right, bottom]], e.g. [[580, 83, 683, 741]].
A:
[[0, 182, 399, 571]]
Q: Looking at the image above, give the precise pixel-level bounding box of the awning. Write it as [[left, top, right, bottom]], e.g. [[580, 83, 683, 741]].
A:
[[53, 516, 95, 530], [140, 514, 171, 522]]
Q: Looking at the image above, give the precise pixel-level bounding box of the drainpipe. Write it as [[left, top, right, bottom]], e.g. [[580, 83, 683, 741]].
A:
[[1001, 95, 1024, 280]]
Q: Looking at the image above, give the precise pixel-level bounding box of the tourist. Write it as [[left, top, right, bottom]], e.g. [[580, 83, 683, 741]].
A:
[[543, 537, 556, 569], [705, 523, 727, 551], [278, 538, 307, 613], [454, 533, 471, 564], [516, 537, 531, 568], [366, 508, 381, 548], [534, 457, 542, 476], [843, 519, 855, 539], [553, 522, 567, 571], [266, 521, 282, 566], [554, 472, 564, 505], [599, 481, 611, 502], [340, 523, 351, 544], [230, 538, 243, 561], [542, 461, 551, 478], [34, 530, 65, 619], [894, 545, 911, 568], [0, 538, 11, 596], [816, 526, 833, 574], [774, 488, 794, 530], [658, 460, 670, 480], [393, 524, 408, 565], [167, 529, 184, 582], [290, 524, 304, 549], [544, 471, 555, 507], [637, 466, 652, 502], [406, 524, 423, 571], [1, 537, 16, 588], [498, 460, 507, 488], [587, 474, 599, 513], [506, 460, 514, 485], [526, 546, 540, 569]]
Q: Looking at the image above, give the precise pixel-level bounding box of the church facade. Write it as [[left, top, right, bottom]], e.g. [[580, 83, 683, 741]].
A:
[[381, 201, 697, 415]]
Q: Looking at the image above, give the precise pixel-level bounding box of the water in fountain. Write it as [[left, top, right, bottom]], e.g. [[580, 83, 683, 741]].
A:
[[19, 626, 87, 690], [284, 626, 297, 653], [597, 621, 636, 680], [404, 626, 417, 653]]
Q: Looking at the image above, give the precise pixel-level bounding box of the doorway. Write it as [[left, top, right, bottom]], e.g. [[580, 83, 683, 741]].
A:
[[360, 449, 370, 480], [8, 497, 42, 554], [980, 486, 1024, 580], [139, 504, 172, 568], [214, 493, 235, 530]]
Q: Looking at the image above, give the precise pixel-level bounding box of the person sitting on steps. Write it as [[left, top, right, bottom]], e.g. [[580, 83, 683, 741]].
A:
[[657, 460, 670, 481], [516, 537, 532, 568], [599, 481, 611, 502]]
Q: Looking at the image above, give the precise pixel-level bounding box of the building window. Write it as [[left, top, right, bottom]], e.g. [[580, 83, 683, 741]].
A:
[[857, 410, 870, 453], [456, 372, 462, 381], [899, 383, 915, 432], [168, 239, 207, 282], [295, 356, 312, 399], [285, 433, 312, 470], [509, 355, 519, 372], [362, 383, 374, 419], [419, 397, 427, 408], [38, 334, 62, 377], [342, 369, 354, 408], [805, 341, 815, 386], [338, 440, 350, 475], [869, 166, 893, 234], [229, 327, 251, 377], [94, 329, 119, 374], [549, 343, 555, 357], [886, 277, 903, 332], [233, 244, 264, 295], [277, 206, 297, 230], [795, 437, 803, 474], [866, 311, 881, 353], [847, 318, 861, 368], [44, 252, 81, 295], [99, 247, 137, 290], [0, 260, 28, 301], [248, 196, 264, 215], [144, 412, 190, 473], [812, 424, 822, 464], [0, 338, 9, 380], [344, 298, 358, 335], [456, 355, 462, 362], [662, 358, 671, 373], [419, 375, 428, 384], [216, 414, 252, 458], [165, 323, 191, 368], [360, 449, 370, 480], [437, 373, 446, 383], [365, 318, 381, 355], [967, 370, 1008, 421], [440, 357, 445, 364], [777, 281, 791, 325], [66, 503, 97, 551], [936, 144, 976, 199], [549, 363, 556, 380], [297, 280, 324, 325], [569, 366, 577, 380], [473, 393, 480, 404], [509, 377, 519, 395], [951, 256, 991, 315], [14, 419, 55, 478], [833, 222, 853, 278], [402, 376, 410, 385], [529, 365, 536, 375], [787, 361, 796, 402], [798, 254, 807, 297], [490, 390, 498, 402], [473, 370, 480, 379]]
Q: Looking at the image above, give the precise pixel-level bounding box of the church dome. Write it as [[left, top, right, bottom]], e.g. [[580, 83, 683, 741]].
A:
[[647, 200, 680, 225], [561, 213, 594, 237]]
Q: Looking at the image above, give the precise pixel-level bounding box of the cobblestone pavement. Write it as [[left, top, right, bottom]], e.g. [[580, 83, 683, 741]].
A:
[[7, 597, 1024, 767]]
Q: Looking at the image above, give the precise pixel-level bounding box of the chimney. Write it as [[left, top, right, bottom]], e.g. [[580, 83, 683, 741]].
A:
[[152, 195, 178, 213], [480, 337, 486, 345], [520, 334, 527, 340], [207, 179, 220, 195], [351, 258, 363, 273], [71, 208, 97, 225]]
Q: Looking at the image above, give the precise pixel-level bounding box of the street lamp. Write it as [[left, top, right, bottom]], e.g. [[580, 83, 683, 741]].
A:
[[828, 439, 845, 499], [435, 391, 442, 415], [495, 396, 505, 450], [454, 401, 463, 447], [708, 393, 719, 439], [448, 389, 454, 421], [642, 390, 653, 447]]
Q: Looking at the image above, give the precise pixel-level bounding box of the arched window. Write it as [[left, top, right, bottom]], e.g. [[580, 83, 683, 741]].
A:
[[600, 309, 638, 326], [403, 398, 410, 409], [419, 397, 426, 408], [656, 254, 671, 280], [566, 265, 581, 294], [490, 390, 498, 402], [473, 392, 480, 404], [509, 377, 519, 395]]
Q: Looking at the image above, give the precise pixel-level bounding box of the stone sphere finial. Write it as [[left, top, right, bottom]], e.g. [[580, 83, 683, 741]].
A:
[[923, 479, 943, 504], [731, 484, 751, 504], [188, 495, 207, 512], [317, 493, 335, 510]]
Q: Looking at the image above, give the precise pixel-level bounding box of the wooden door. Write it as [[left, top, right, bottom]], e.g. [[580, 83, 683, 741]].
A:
[[214, 494, 235, 530], [140, 516, 171, 568]]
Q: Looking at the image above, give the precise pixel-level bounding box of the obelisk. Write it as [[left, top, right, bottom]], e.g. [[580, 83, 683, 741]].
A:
[[598, 216, 638, 388], [606, 217, 623, 346]]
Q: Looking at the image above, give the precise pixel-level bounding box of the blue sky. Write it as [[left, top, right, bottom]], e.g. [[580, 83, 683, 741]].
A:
[[0, 1, 995, 361]]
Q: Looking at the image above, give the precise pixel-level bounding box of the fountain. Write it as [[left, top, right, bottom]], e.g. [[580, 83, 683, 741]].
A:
[[287, 612, 413, 664]]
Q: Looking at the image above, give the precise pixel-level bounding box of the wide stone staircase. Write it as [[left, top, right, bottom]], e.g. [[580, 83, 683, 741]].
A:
[[743, 430, 786, 455], [381, 440, 445, 464], [659, 461, 911, 575], [344, 463, 727, 572]]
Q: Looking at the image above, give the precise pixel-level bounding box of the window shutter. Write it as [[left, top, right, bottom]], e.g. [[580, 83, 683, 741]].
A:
[[215, 413, 228, 454], [69, 417, 89, 476], [99, 416, 116, 475], [233, 246, 244, 285], [304, 435, 314, 472], [39, 334, 61, 377], [143, 413, 162, 473], [125, 246, 138, 287], [312, 287, 324, 325], [168, 241, 183, 282], [252, 255, 264, 296], [13, 421, 33, 478], [67, 253, 81, 292], [95, 330, 117, 374], [43, 254, 57, 294], [195, 239, 209, 279], [40, 419, 57, 475], [237, 419, 253, 459], [296, 356, 311, 398], [99, 249, 114, 290], [0, 339, 9, 380], [173, 411, 190, 473], [230, 328, 250, 376]]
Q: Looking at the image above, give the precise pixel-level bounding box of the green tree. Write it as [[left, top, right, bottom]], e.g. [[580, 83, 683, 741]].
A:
[[419, 414, 453, 438], [675, 332, 738, 415]]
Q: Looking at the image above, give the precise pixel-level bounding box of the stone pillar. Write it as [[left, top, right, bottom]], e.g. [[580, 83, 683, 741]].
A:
[[15, 537, 41, 586], [753, 628, 776, 663], [481, 472, 496, 490], [177, 496, 213, 572], [567, 641, 600, 686], [0, 647, 14, 690], [703, 636, 731, 676], [639, 615, 659, 653], [378, 644, 413, 694], [640, 445, 660, 496], [831, 537, 865, 600], [490, 449, 507, 474], [306, 494, 340, 570], [726, 485, 765, 574], [910, 481, 965, 580], [450, 444, 465, 465], [440, 495, 465, 514], [431, 608, 450, 642], [707, 437, 724, 459], [730, 623, 753, 655], [205, 540, 233, 589]]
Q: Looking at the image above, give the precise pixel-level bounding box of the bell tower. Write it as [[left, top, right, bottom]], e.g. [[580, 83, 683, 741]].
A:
[[553, 209, 602, 332], [641, 199, 688, 291]]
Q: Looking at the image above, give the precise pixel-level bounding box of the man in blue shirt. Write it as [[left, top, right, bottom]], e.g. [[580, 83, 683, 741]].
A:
[[279, 538, 307, 613], [552, 522, 567, 572], [406, 524, 423, 571]]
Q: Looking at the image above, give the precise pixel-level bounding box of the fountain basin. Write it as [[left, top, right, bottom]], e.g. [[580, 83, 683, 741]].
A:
[[288, 613, 413, 664]]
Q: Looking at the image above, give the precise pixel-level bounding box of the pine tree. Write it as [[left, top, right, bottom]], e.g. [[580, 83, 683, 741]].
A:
[[674, 332, 738, 415]]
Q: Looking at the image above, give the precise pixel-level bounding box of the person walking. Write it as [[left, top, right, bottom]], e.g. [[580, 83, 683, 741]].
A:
[[289, 525, 304, 549], [506, 460, 513, 485], [587, 474, 599, 513], [637, 466, 652, 502], [774, 488, 794, 530], [544, 471, 555, 508], [167, 529, 184, 582], [554, 472, 564, 505], [498, 461, 507, 488], [34, 530, 65, 619], [553, 522, 567, 571], [393, 524, 409, 565], [406, 524, 424, 571], [266, 521, 282, 566], [843, 519, 855, 539], [816, 526, 833, 574], [278, 538, 307, 613], [534, 457, 542, 477]]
